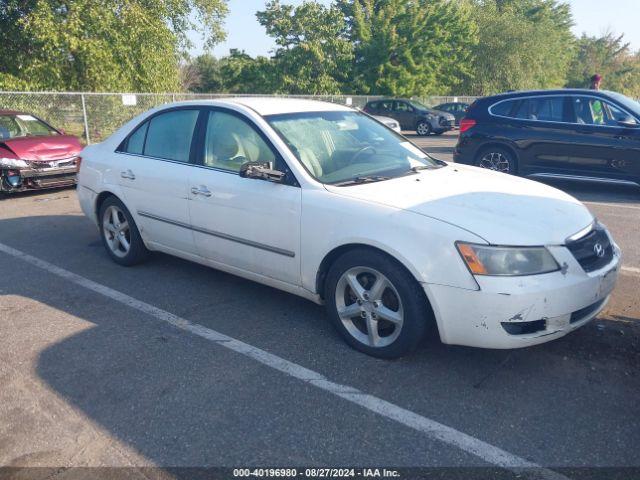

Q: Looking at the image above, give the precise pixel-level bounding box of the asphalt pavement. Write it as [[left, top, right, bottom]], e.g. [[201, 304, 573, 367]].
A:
[[0, 132, 638, 479]]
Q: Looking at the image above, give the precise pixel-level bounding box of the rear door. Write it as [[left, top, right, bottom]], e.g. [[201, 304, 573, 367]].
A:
[[506, 95, 576, 176], [187, 108, 302, 286], [115, 107, 201, 254], [392, 101, 415, 130]]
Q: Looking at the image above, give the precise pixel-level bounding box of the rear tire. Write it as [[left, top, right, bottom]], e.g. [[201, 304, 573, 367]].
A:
[[475, 146, 518, 175], [98, 196, 149, 266], [324, 249, 432, 359]]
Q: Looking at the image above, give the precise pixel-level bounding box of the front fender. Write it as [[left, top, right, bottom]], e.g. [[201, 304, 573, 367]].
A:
[[300, 189, 484, 294]]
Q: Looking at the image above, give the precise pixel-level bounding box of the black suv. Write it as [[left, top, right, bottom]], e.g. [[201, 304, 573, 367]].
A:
[[454, 89, 640, 186], [363, 99, 455, 136]]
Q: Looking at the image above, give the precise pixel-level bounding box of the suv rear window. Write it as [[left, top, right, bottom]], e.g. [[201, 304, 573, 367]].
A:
[[491, 97, 567, 122]]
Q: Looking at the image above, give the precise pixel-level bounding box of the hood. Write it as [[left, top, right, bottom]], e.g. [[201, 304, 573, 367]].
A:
[[0, 135, 82, 162], [324, 164, 594, 246]]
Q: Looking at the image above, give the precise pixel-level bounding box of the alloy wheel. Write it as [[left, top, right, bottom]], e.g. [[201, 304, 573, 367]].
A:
[[335, 267, 404, 348], [416, 122, 431, 135], [102, 205, 131, 258], [478, 152, 511, 173]]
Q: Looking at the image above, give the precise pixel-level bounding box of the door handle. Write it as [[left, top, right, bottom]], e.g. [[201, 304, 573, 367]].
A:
[[120, 169, 135, 180], [191, 186, 212, 197]]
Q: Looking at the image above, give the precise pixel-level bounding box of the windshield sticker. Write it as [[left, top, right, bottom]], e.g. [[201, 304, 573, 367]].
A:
[[16, 115, 37, 122]]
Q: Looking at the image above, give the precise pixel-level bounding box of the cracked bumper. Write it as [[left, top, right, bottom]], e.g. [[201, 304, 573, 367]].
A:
[[1, 160, 78, 192], [425, 244, 621, 349]]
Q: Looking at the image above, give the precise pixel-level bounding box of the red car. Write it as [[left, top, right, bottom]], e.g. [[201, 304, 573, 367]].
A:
[[0, 110, 82, 193]]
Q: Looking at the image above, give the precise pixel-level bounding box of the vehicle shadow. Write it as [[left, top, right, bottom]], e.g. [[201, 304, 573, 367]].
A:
[[0, 214, 638, 469]]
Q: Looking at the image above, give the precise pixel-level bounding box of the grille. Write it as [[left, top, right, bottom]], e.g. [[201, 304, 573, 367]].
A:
[[566, 224, 613, 273]]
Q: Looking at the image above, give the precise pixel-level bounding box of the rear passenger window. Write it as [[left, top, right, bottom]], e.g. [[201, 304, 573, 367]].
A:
[[124, 122, 148, 155], [378, 101, 393, 112], [144, 110, 199, 162], [514, 97, 565, 122], [490, 100, 516, 117]]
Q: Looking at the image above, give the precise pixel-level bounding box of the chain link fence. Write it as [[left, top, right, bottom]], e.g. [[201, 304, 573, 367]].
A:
[[0, 92, 478, 144]]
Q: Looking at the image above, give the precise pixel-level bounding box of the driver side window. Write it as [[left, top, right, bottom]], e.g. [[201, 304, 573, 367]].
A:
[[571, 96, 628, 126], [203, 111, 276, 173]]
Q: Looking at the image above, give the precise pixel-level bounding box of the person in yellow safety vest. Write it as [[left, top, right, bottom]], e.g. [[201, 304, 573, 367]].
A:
[[590, 74, 604, 125]]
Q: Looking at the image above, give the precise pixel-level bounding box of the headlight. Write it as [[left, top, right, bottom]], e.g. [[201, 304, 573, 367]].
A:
[[456, 242, 560, 276]]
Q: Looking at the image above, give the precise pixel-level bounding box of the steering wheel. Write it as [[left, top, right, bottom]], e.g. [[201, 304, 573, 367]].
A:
[[351, 146, 376, 164]]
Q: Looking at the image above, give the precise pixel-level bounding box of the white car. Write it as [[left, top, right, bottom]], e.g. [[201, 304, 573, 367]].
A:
[[372, 115, 401, 133], [78, 98, 621, 358]]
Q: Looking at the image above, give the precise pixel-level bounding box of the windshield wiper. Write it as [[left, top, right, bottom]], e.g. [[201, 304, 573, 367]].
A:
[[406, 160, 448, 174], [332, 175, 391, 186]]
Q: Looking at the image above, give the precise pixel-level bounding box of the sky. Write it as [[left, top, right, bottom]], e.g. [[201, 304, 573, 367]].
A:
[[187, 0, 640, 58]]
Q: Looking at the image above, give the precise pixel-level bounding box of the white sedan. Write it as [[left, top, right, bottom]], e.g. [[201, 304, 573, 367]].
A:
[[78, 98, 621, 358]]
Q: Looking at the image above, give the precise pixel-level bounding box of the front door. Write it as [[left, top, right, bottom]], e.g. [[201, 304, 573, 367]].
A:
[[188, 108, 302, 286], [566, 95, 640, 181]]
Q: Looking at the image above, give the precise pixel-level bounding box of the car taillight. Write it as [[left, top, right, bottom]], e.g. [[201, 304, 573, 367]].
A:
[[459, 118, 476, 133]]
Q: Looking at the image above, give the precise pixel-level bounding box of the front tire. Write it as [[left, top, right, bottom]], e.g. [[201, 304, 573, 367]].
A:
[[416, 120, 432, 136], [324, 249, 432, 359], [475, 147, 517, 175], [98, 196, 149, 266]]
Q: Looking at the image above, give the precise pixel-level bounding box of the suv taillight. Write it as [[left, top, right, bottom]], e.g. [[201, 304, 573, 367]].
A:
[[459, 118, 476, 133]]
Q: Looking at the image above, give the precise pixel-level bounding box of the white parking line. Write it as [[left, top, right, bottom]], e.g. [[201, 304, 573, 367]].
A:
[[0, 241, 567, 480], [622, 266, 640, 277]]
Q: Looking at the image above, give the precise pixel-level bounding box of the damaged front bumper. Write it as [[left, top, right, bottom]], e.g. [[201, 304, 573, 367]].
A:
[[0, 157, 79, 192], [425, 243, 621, 349]]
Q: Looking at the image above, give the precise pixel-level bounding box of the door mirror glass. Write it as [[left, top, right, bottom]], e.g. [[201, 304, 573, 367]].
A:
[[239, 161, 285, 182]]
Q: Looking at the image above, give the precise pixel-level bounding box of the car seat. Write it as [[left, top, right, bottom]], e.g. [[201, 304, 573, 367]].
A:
[[298, 148, 323, 178]]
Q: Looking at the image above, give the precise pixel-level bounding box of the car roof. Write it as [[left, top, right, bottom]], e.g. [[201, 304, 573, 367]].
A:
[[481, 89, 616, 102], [210, 97, 352, 116], [0, 109, 25, 116]]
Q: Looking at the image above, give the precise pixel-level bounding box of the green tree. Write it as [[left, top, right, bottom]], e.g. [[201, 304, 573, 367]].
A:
[[256, 0, 354, 94], [566, 32, 640, 97], [0, 0, 229, 92], [462, 0, 575, 95], [218, 50, 277, 93], [188, 50, 277, 93], [337, 0, 477, 96]]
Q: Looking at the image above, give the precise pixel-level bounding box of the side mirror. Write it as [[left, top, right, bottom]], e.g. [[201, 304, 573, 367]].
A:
[[617, 116, 638, 128], [239, 161, 285, 183]]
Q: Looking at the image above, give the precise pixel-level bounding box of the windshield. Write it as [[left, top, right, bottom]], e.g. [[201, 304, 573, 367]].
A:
[[266, 111, 441, 185], [606, 91, 640, 118], [408, 100, 429, 111], [0, 114, 58, 140]]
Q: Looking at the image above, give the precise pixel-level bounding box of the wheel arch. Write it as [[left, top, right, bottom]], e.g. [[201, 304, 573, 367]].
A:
[[95, 190, 120, 218], [315, 243, 425, 301], [315, 243, 438, 337]]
